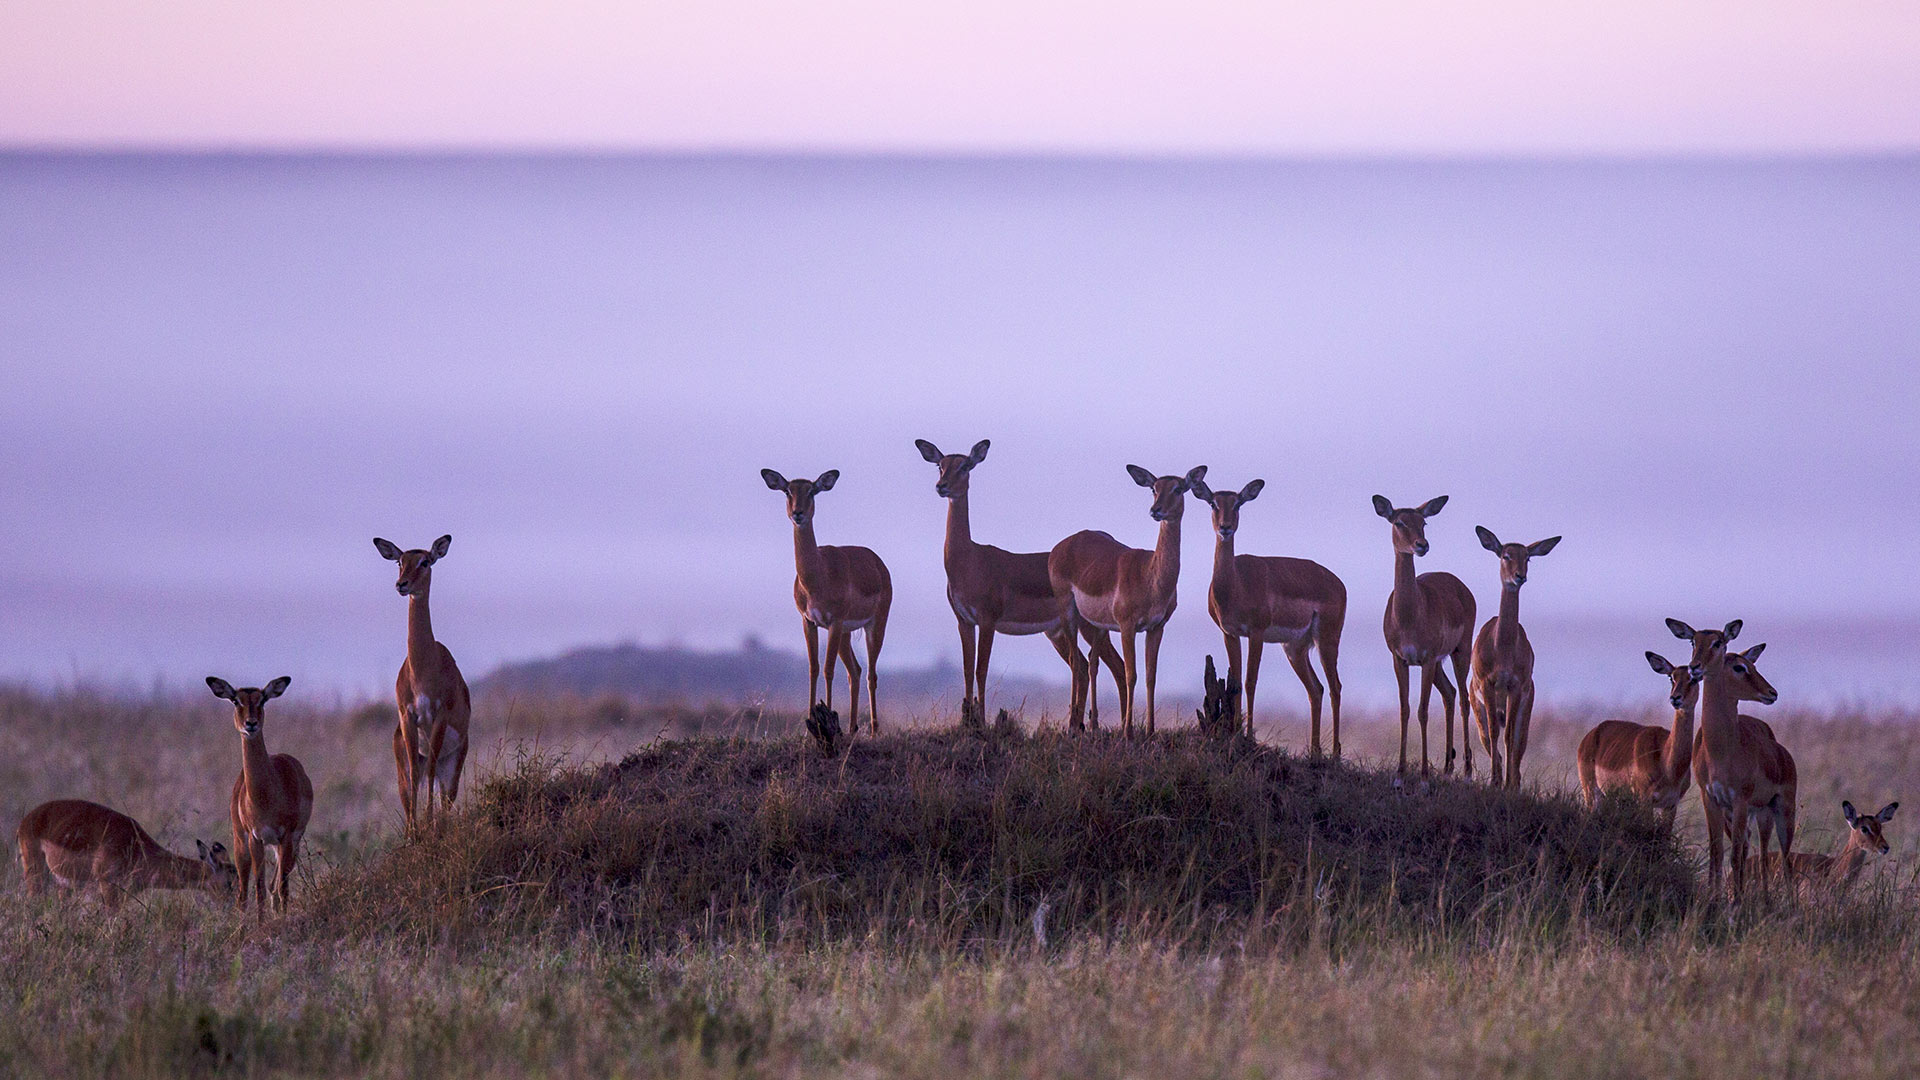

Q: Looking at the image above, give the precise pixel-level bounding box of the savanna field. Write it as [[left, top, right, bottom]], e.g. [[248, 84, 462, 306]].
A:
[[2, 687, 1917, 1079]]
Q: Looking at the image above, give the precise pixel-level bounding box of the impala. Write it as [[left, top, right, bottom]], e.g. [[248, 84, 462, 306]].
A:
[[1761, 800, 1898, 897], [208, 676, 313, 914], [374, 535, 472, 827], [1049, 465, 1198, 736], [1373, 495, 1476, 776], [1188, 474, 1347, 754], [762, 468, 892, 733], [16, 799, 235, 906], [1576, 652, 1701, 830], [1469, 527, 1560, 789], [915, 439, 1123, 730], [1673, 620, 1795, 904]]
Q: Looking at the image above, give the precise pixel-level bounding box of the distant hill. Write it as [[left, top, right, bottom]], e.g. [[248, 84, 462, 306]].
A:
[[475, 637, 1071, 714]]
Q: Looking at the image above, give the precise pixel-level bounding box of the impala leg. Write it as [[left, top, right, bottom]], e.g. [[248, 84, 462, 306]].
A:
[[1143, 624, 1164, 737], [232, 836, 252, 912], [1393, 657, 1412, 775], [957, 619, 978, 717], [1320, 629, 1344, 760], [1433, 667, 1457, 776], [822, 624, 845, 713], [251, 839, 268, 917], [1090, 629, 1123, 731], [1416, 664, 1438, 777], [1701, 788, 1726, 899], [1755, 809, 1776, 904], [1120, 630, 1139, 738], [1283, 638, 1324, 758], [425, 719, 448, 822], [1453, 649, 1476, 777], [975, 617, 998, 722], [1244, 636, 1265, 743], [1507, 684, 1534, 791], [1222, 633, 1245, 737], [804, 620, 822, 713], [836, 631, 863, 735], [1047, 626, 1088, 732], [864, 617, 885, 734], [391, 724, 415, 828], [1776, 796, 1797, 892], [1728, 800, 1752, 906]]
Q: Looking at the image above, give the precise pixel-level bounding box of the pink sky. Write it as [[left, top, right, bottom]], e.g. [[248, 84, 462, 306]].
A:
[[4, 1, 1919, 153]]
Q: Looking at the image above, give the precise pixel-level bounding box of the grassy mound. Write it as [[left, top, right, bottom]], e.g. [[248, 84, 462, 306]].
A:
[[299, 728, 1693, 949]]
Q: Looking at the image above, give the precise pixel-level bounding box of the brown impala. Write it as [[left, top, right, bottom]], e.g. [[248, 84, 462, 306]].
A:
[[1187, 474, 1347, 754], [1049, 465, 1199, 737], [208, 676, 313, 914], [1373, 495, 1476, 776], [1576, 651, 1702, 831], [1762, 799, 1897, 898], [16, 800, 236, 907], [915, 438, 1124, 730], [374, 535, 472, 828], [1469, 526, 1560, 789], [1673, 620, 1795, 904], [762, 468, 892, 733]]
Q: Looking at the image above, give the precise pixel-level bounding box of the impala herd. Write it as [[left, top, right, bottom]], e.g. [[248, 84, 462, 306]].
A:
[[11, 441, 1900, 912]]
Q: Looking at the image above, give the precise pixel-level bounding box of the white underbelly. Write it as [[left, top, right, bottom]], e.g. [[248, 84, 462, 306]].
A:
[[1073, 592, 1121, 631]]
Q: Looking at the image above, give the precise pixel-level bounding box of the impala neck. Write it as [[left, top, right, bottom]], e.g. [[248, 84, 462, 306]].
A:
[[1211, 530, 1236, 602], [1832, 842, 1872, 886], [1495, 584, 1522, 658], [406, 587, 436, 661], [1698, 656, 1742, 760], [943, 490, 974, 571], [1150, 514, 1182, 595], [146, 847, 216, 890], [793, 519, 829, 591], [1392, 550, 1422, 621], [241, 732, 277, 806], [1662, 698, 1695, 785]]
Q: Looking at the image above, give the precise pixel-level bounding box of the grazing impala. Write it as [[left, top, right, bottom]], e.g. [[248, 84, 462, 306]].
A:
[[1049, 465, 1198, 736], [915, 439, 1124, 730], [1673, 620, 1794, 904], [1761, 800, 1898, 898], [17, 799, 236, 906], [1576, 652, 1701, 830], [1373, 495, 1476, 776], [374, 535, 472, 827], [1187, 474, 1347, 754], [762, 468, 892, 733], [1469, 526, 1561, 789], [208, 676, 313, 914]]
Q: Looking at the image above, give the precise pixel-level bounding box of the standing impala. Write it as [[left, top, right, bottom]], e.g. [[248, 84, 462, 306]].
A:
[[1049, 465, 1198, 737], [208, 676, 312, 914], [1188, 474, 1347, 754], [1469, 526, 1560, 789], [1673, 619, 1795, 904], [1576, 651, 1701, 830], [762, 468, 892, 733], [1373, 495, 1476, 776], [915, 438, 1124, 730], [374, 535, 472, 827], [17, 799, 236, 906]]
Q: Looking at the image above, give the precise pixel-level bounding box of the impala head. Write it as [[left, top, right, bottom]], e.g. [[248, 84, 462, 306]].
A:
[[1841, 800, 1899, 856], [206, 675, 291, 738], [1645, 651, 1703, 710], [1667, 618, 1752, 682], [1372, 494, 1448, 556], [374, 535, 452, 597], [1129, 464, 1201, 522], [915, 438, 990, 499], [1187, 473, 1265, 540], [761, 468, 839, 526], [1475, 527, 1561, 589], [195, 839, 239, 894]]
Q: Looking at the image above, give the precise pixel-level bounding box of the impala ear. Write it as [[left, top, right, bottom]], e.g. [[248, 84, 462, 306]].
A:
[[1877, 802, 1899, 822], [205, 677, 236, 701], [1476, 526, 1501, 552], [967, 439, 990, 465], [914, 439, 942, 464], [1126, 464, 1156, 488], [1188, 476, 1214, 502], [197, 839, 210, 859], [429, 535, 452, 561], [263, 676, 291, 700], [373, 538, 402, 562], [1528, 536, 1562, 557], [813, 469, 839, 492], [1645, 652, 1673, 675], [1844, 801, 1860, 826], [1740, 642, 1765, 661], [1723, 619, 1742, 641], [1419, 495, 1448, 517], [1665, 619, 1695, 641], [760, 469, 788, 491], [1239, 479, 1264, 502], [1372, 495, 1394, 519]]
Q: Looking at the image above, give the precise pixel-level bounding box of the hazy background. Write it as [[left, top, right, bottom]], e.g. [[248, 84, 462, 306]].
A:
[[3, 3, 1917, 707]]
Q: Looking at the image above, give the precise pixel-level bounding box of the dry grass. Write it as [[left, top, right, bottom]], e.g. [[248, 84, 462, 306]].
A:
[[1, 685, 1916, 1078]]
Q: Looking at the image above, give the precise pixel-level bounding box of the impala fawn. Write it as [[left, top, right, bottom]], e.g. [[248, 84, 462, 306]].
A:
[[1761, 800, 1898, 898], [208, 676, 313, 914], [17, 800, 236, 907]]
